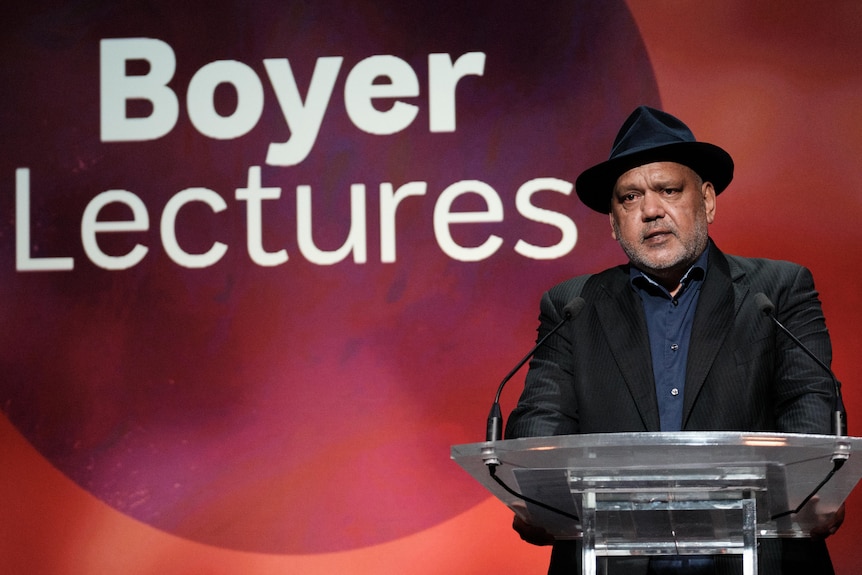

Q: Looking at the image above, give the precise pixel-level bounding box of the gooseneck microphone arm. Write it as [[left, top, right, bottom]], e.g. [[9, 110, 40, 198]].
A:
[[754, 292, 851, 521], [482, 296, 586, 524], [485, 296, 586, 445], [753, 293, 847, 438]]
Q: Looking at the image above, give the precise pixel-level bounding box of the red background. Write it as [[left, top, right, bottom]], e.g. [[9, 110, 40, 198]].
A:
[[3, 1, 862, 573]]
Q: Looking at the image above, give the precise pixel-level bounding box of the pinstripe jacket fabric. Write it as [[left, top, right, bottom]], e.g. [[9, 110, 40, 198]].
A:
[[506, 241, 836, 574]]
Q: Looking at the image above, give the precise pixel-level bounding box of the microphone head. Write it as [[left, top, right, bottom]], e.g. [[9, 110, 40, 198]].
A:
[[754, 292, 775, 316], [563, 297, 586, 320]]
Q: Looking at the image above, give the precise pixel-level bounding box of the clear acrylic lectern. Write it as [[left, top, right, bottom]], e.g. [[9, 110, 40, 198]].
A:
[[451, 432, 860, 575]]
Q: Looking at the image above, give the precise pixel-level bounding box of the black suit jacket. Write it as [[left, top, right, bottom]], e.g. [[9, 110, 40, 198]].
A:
[[506, 242, 837, 574]]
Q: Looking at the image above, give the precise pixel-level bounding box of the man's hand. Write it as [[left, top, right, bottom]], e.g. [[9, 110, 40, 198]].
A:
[[512, 514, 555, 546], [809, 502, 846, 539]]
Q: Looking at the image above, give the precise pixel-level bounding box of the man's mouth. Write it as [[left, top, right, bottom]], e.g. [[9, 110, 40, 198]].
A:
[[643, 229, 673, 243]]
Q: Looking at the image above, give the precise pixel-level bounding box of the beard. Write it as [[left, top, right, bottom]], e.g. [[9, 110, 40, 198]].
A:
[[613, 216, 709, 281]]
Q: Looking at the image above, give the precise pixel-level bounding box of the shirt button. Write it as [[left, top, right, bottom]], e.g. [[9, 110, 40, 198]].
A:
[[671, 388, 680, 396], [672, 299, 679, 306], [670, 344, 679, 351]]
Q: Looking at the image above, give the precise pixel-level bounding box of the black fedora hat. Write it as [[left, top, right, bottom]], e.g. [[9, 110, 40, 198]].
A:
[[575, 106, 734, 214]]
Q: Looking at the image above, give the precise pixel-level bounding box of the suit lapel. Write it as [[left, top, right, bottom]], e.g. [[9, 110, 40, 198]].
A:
[[593, 270, 662, 431], [682, 245, 747, 427]]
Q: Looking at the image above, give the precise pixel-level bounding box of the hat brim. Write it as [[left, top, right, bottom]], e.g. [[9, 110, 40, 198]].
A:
[[575, 141, 734, 214]]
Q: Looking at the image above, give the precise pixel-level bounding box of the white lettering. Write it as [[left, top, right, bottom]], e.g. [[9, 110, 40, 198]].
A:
[[100, 38, 178, 142], [236, 166, 287, 266], [81, 190, 150, 270], [160, 188, 228, 268], [264, 57, 343, 166], [344, 55, 419, 135], [99, 40, 485, 165], [15, 168, 75, 271], [428, 52, 485, 132], [433, 180, 503, 262], [379, 181, 427, 263], [514, 178, 577, 259], [15, 166, 578, 272], [297, 184, 368, 265], [187, 60, 264, 139]]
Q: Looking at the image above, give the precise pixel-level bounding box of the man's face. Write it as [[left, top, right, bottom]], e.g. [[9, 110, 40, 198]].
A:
[[609, 161, 716, 281]]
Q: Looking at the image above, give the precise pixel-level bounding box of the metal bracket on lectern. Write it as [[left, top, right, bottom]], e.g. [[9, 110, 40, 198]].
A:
[[832, 439, 851, 463], [481, 444, 500, 467]]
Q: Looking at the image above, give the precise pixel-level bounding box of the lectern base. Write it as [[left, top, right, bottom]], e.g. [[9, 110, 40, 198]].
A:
[[580, 489, 758, 575]]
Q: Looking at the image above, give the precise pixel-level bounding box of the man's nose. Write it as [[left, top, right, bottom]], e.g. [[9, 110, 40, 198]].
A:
[[641, 190, 665, 220]]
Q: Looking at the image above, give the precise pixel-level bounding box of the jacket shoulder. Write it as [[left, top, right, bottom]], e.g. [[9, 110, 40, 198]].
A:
[[722, 252, 811, 284], [546, 265, 628, 305]]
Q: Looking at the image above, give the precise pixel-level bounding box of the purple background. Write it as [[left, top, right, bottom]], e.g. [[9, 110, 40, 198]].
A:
[[0, 0, 658, 553]]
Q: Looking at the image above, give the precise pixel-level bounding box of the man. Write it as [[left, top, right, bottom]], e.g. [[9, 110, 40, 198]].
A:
[[505, 106, 844, 574]]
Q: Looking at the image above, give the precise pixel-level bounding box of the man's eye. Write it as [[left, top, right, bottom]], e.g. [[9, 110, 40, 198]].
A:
[[623, 193, 638, 202], [663, 188, 680, 195]]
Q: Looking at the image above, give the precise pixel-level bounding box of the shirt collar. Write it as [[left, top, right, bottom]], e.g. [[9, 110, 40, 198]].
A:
[[629, 244, 709, 297]]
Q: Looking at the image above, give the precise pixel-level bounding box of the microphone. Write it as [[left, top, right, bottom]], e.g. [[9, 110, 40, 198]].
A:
[[754, 293, 847, 439], [485, 296, 586, 451], [755, 292, 851, 523]]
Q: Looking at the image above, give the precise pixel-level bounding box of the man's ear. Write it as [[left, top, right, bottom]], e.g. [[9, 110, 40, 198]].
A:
[[609, 211, 619, 240], [703, 182, 717, 224]]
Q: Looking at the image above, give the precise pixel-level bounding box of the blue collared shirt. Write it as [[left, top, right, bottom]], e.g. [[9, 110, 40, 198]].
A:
[[630, 248, 709, 431]]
